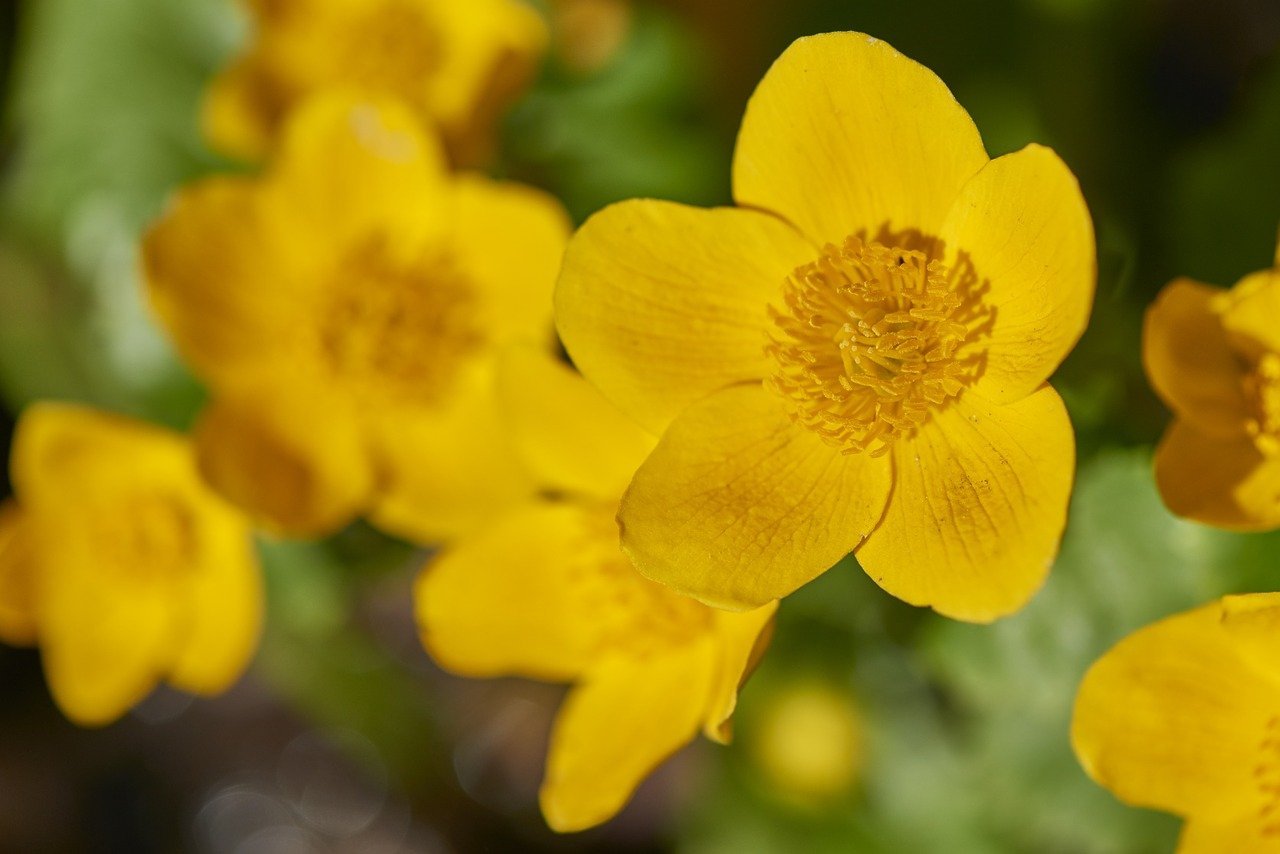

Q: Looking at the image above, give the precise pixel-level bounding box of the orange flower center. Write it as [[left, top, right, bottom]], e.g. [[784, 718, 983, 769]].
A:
[[573, 504, 710, 657], [766, 236, 987, 456], [342, 2, 443, 100], [1245, 353, 1280, 455], [321, 238, 483, 405]]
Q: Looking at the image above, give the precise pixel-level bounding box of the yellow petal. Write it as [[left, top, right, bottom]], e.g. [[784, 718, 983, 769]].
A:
[[166, 498, 263, 697], [1071, 601, 1280, 821], [619, 384, 892, 610], [857, 385, 1074, 623], [416, 501, 616, 682], [540, 645, 716, 832], [1178, 817, 1280, 853], [498, 347, 655, 500], [143, 176, 304, 389], [268, 92, 450, 249], [200, 56, 276, 162], [449, 174, 569, 349], [368, 362, 536, 544], [1143, 279, 1251, 438], [555, 200, 813, 432], [941, 144, 1096, 404], [0, 500, 37, 646], [1220, 269, 1280, 357], [194, 389, 377, 538], [428, 0, 548, 164], [703, 603, 778, 744], [732, 32, 987, 244], [1154, 420, 1280, 531], [1220, 593, 1280, 682], [37, 518, 175, 726]]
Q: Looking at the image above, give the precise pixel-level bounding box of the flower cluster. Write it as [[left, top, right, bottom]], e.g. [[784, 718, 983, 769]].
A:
[[7, 1, 1280, 844]]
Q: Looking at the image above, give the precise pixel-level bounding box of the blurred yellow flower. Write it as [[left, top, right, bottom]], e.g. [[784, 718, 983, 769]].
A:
[[1144, 237, 1280, 530], [1071, 592, 1280, 851], [556, 32, 1095, 622], [144, 93, 569, 541], [416, 349, 776, 832], [204, 0, 547, 164], [752, 681, 864, 804], [0, 403, 262, 726]]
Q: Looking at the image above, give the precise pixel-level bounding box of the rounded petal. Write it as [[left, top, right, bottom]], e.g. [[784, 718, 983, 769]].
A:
[[540, 646, 716, 833], [732, 32, 987, 244], [1179, 817, 1280, 853], [194, 390, 377, 538], [1071, 601, 1280, 821], [142, 176, 306, 388], [498, 347, 655, 501], [1154, 420, 1280, 531], [1220, 269, 1280, 357], [0, 501, 37, 646], [619, 384, 892, 610], [703, 603, 778, 744], [428, 0, 548, 163], [942, 145, 1096, 404], [368, 364, 537, 545], [449, 175, 569, 349], [1220, 593, 1280, 682], [37, 524, 175, 726], [556, 199, 813, 432], [1143, 279, 1251, 438], [416, 501, 616, 682], [267, 92, 450, 249], [857, 385, 1075, 623], [166, 501, 263, 696]]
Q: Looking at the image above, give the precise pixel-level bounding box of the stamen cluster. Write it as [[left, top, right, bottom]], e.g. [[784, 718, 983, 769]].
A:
[[1245, 352, 1280, 455], [766, 237, 976, 456]]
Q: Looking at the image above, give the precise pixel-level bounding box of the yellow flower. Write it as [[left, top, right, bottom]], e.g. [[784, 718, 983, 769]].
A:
[[204, 0, 547, 164], [752, 681, 864, 804], [1144, 236, 1280, 530], [555, 32, 1095, 622], [0, 403, 262, 726], [1071, 592, 1280, 851], [415, 349, 777, 832], [143, 93, 569, 541]]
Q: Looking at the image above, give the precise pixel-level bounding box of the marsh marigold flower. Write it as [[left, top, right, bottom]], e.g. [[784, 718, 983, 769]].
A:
[[555, 32, 1096, 622], [144, 93, 569, 541], [204, 0, 546, 164], [1145, 237, 1280, 530], [1072, 593, 1280, 851], [415, 350, 776, 832], [0, 403, 262, 726]]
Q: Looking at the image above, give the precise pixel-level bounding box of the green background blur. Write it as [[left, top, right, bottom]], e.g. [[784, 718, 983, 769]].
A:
[[0, 0, 1278, 851]]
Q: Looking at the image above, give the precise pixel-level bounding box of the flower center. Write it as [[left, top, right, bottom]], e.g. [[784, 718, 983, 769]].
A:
[[320, 238, 483, 405], [572, 504, 711, 658], [343, 2, 443, 99], [1245, 353, 1280, 455], [93, 495, 197, 584], [766, 236, 986, 456]]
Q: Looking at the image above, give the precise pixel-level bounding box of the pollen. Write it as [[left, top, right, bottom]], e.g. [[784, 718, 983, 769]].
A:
[[765, 236, 985, 456], [321, 237, 483, 405], [1245, 352, 1280, 455], [343, 2, 444, 100], [95, 495, 197, 582]]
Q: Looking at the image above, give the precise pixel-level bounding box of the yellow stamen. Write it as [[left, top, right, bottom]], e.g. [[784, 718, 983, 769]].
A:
[[1245, 353, 1280, 456], [765, 236, 985, 455]]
